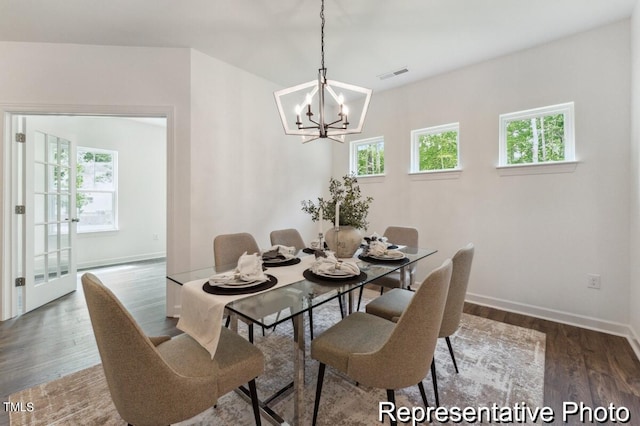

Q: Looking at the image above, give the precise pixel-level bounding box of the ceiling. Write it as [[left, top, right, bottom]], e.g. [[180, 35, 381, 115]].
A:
[[0, 0, 637, 92]]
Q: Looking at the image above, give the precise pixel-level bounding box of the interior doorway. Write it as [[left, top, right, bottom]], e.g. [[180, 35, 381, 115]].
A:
[[5, 113, 167, 317]]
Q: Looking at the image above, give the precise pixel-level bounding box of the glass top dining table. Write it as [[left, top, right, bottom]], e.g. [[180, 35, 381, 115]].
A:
[[167, 246, 437, 425], [167, 246, 437, 329]]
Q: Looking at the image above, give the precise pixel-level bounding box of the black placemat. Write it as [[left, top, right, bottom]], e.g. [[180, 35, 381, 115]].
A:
[[303, 269, 367, 285], [263, 257, 301, 267], [202, 274, 278, 295], [358, 254, 411, 265]]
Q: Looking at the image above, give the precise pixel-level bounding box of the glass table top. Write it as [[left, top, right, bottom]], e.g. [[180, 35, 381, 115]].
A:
[[168, 246, 437, 328]]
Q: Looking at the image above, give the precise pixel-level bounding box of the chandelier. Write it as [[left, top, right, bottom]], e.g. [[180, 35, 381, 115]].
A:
[[274, 0, 372, 143]]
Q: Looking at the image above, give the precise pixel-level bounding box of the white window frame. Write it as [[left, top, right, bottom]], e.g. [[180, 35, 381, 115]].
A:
[[410, 122, 461, 175], [76, 147, 118, 234], [350, 136, 385, 177], [498, 102, 575, 169]]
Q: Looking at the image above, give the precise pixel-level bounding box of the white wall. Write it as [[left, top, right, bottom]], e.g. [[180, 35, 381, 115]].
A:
[[188, 49, 333, 267], [24, 115, 167, 269], [630, 1, 640, 355], [334, 21, 632, 331], [160, 50, 335, 314], [0, 42, 192, 319]]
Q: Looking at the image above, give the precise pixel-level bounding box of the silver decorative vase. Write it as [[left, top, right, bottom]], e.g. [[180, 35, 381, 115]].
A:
[[325, 226, 362, 258]]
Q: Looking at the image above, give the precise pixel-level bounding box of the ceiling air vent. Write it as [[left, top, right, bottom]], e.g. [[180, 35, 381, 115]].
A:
[[377, 66, 409, 80]]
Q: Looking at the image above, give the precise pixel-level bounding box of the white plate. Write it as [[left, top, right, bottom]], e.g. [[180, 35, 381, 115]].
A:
[[370, 252, 405, 260], [209, 276, 260, 287], [212, 280, 264, 289], [315, 270, 358, 278], [263, 256, 290, 263]]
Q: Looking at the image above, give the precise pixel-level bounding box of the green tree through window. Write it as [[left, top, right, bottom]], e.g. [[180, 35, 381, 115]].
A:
[[505, 114, 565, 164], [411, 123, 460, 172], [499, 102, 574, 167], [351, 137, 384, 177], [76, 147, 117, 233], [418, 130, 458, 171]]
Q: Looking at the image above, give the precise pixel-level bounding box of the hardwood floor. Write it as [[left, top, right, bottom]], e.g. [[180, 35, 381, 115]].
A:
[[0, 260, 179, 426], [464, 304, 640, 424], [1, 261, 639, 425]]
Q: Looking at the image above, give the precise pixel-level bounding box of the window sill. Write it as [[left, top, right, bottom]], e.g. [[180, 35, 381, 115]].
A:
[[409, 169, 462, 181], [496, 161, 579, 176], [355, 174, 385, 184], [78, 228, 119, 236]]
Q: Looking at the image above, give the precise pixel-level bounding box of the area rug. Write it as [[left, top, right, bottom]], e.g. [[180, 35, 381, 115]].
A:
[[9, 296, 545, 425]]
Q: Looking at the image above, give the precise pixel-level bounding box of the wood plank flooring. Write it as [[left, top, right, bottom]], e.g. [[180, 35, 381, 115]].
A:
[[1, 260, 639, 425], [0, 260, 179, 426]]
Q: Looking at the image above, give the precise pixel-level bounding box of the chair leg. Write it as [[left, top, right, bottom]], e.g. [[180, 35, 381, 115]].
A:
[[356, 286, 364, 312], [248, 324, 254, 344], [445, 336, 459, 373], [248, 378, 261, 426], [386, 389, 397, 426], [338, 294, 345, 318], [431, 359, 440, 407], [272, 311, 282, 332], [312, 363, 326, 426], [380, 286, 385, 295], [224, 315, 231, 328], [417, 381, 429, 408]]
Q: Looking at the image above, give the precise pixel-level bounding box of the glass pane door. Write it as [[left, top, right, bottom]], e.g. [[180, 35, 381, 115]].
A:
[[24, 126, 77, 313]]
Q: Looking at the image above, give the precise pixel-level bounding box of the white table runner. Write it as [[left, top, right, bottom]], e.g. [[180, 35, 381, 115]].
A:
[[177, 255, 323, 358]]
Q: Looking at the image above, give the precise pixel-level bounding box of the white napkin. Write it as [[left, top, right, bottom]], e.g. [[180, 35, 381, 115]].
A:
[[368, 240, 404, 258], [263, 245, 296, 260], [309, 239, 322, 249], [236, 252, 268, 281], [310, 252, 360, 276], [367, 232, 388, 244], [210, 252, 267, 284]]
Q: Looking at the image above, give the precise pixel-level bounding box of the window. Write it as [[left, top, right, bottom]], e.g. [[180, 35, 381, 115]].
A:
[[76, 147, 118, 233], [411, 123, 460, 173], [499, 102, 575, 166], [350, 136, 384, 177]]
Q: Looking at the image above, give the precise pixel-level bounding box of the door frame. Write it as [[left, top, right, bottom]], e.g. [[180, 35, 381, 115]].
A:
[[1, 103, 175, 320]]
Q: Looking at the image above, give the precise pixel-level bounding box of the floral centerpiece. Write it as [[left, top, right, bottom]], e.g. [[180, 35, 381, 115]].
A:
[[302, 174, 373, 257]]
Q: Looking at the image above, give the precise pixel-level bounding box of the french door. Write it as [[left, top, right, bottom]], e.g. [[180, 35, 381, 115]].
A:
[[15, 115, 78, 313]]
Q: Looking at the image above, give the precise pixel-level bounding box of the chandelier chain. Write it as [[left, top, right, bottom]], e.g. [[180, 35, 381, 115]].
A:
[[320, 0, 325, 70]]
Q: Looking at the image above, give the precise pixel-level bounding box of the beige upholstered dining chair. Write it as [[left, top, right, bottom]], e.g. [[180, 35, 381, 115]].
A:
[[214, 232, 261, 271], [365, 243, 475, 406], [356, 226, 419, 311], [270, 228, 306, 251], [310, 259, 452, 426], [214, 232, 263, 341], [82, 273, 264, 426]]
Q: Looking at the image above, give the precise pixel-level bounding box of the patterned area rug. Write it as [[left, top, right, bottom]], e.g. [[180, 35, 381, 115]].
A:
[[10, 295, 545, 425]]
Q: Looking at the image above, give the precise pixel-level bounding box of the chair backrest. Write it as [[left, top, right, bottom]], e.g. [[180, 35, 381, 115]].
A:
[[440, 243, 475, 337], [349, 259, 452, 389], [213, 232, 260, 271], [82, 273, 192, 422], [384, 226, 419, 284], [383, 226, 419, 247], [270, 228, 306, 250]]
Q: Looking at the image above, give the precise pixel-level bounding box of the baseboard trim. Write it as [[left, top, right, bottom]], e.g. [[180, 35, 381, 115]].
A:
[[629, 326, 640, 362], [77, 252, 166, 270], [466, 292, 631, 338]]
